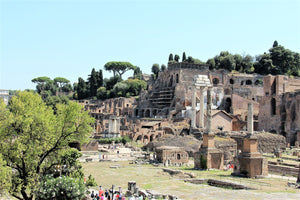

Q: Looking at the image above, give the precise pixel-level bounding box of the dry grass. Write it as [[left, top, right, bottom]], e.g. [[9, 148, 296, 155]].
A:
[[82, 161, 299, 200]]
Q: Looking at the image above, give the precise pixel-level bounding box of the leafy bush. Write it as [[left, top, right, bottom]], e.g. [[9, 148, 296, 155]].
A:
[[36, 175, 85, 200], [85, 174, 97, 187], [98, 136, 131, 145]]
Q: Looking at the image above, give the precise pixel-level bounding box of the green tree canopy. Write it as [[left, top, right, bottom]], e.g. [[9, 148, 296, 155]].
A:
[[168, 53, 174, 61], [133, 66, 143, 80], [152, 63, 160, 79], [182, 52, 186, 62], [0, 91, 94, 200], [104, 61, 135, 79]]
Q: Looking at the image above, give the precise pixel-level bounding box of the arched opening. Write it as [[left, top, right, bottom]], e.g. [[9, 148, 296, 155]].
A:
[[241, 81, 244, 85], [150, 134, 155, 142], [135, 109, 139, 117], [255, 79, 262, 85], [271, 98, 276, 115], [176, 74, 179, 83], [229, 78, 234, 84], [177, 154, 181, 160], [213, 78, 219, 86], [246, 80, 252, 85], [143, 135, 149, 143], [145, 109, 151, 118], [225, 98, 232, 113], [136, 135, 142, 142]]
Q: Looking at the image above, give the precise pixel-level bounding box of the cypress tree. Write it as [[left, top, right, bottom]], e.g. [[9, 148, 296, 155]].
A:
[[182, 52, 186, 62]]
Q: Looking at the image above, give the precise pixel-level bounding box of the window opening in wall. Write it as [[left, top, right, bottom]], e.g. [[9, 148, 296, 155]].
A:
[[213, 78, 219, 86], [241, 81, 244, 85], [176, 74, 179, 83], [177, 154, 181, 160], [230, 79, 234, 84], [271, 79, 276, 95], [246, 80, 252, 85], [271, 98, 276, 115]]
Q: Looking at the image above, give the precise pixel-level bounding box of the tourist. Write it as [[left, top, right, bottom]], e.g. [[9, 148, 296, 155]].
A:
[[101, 193, 105, 200], [99, 186, 104, 198], [105, 189, 109, 199], [91, 190, 95, 198]]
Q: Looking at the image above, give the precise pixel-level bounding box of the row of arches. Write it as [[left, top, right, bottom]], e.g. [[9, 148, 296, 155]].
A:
[[133, 132, 163, 143], [135, 108, 161, 118]]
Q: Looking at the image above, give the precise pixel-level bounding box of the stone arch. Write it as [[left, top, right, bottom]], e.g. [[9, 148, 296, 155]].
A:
[[246, 79, 252, 85], [213, 78, 219, 86], [143, 135, 149, 143], [271, 98, 276, 115], [229, 78, 234, 84], [177, 154, 181, 160]]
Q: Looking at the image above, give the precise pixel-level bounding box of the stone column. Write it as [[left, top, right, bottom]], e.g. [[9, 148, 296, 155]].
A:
[[191, 85, 196, 128], [206, 88, 212, 132], [247, 103, 253, 134], [199, 87, 205, 128]]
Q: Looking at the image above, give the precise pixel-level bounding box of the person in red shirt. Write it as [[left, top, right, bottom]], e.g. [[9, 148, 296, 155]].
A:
[[99, 186, 104, 198]]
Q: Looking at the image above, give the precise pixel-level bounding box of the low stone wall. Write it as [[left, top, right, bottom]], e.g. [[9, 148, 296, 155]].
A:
[[268, 164, 299, 177], [184, 178, 253, 189], [207, 179, 253, 189]]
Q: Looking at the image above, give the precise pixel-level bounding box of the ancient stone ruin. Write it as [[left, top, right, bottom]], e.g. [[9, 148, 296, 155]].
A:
[[155, 146, 189, 167], [232, 103, 268, 178]]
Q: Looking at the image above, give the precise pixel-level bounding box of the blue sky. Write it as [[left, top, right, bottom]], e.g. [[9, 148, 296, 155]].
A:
[[1, 0, 300, 90]]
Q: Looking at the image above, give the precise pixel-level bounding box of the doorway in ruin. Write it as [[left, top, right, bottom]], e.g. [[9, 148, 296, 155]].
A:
[[177, 154, 181, 160], [225, 97, 232, 113]]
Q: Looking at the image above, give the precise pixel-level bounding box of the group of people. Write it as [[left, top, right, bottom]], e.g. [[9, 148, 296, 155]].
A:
[[90, 186, 138, 200]]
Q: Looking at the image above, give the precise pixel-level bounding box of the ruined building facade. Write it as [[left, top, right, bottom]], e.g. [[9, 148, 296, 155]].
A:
[[135, 62, 264, 129], [258, 75, 300, 145]]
